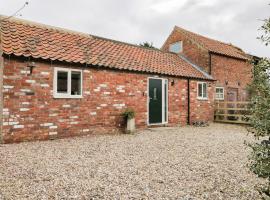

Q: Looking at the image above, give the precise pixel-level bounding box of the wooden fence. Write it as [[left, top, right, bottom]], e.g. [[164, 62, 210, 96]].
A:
[[214, 101, 251, 124]]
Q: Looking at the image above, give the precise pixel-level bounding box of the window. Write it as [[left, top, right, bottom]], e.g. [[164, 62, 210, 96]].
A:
[[169, 41, 183, 53], [54, 67, 82, 98], [215, 87, 224, 100], [197, 82, 207, 99]]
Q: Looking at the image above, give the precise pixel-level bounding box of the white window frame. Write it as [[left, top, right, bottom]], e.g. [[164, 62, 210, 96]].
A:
[[53, 67, 83, 99], [169, 41, 183, 53], [197, 82, 208, 100], [215, 87, 224, 100]]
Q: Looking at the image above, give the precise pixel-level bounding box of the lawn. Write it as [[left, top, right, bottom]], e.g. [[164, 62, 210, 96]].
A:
[[0, 124, 264, 199]]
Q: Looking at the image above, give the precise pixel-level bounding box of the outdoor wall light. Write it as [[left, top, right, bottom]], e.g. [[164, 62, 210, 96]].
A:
[[27, 62, 36, 75], [225, 80, 228, 85], [171, 79, 175, 86]]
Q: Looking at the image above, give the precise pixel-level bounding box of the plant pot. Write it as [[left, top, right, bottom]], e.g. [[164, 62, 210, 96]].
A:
[[126, 118, 135, 134]]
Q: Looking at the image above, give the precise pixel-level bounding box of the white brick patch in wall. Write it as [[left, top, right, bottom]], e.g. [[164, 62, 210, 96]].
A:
[[118, 90, 125, 93], [104, 92, 110, 95], [116, 85, 125, 89], [70, 121, 78, 125], [99, 84, 107, 88], [20, 70, 30, 74], [84, 91, 91, 95], [3, 85, 14, 89], [20, 89, 32, 93], [83, 129, 90, 132], [100, 104, 107, 107], [113, 103, 126, 109], [90, 112, 97, 116], [94, 87, 100, 92], [22, 102, 30, 105], [14, 125, 24, 129], [3, 108, 9, 112], [26, 80, 36, 84], [113, 104, 125, 107], [49, 126, 58, 129], [63, 104, 71, 108], [3, 111, 9, 115], [49, 113, 58, 117], [41, 123, 54, 127], [49, 132, 57, 136], [20, 108, 30, 112], [41, 72, 50, 75], [96, 107, 101, 110], [70, 116, 78, 119], [84, 70, 90, 73], [9, 121, 19, 125], [40, 84, 49, 87]]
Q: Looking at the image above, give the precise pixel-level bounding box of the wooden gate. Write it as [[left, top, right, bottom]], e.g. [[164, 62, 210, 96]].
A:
[[214, 101, 251, 124]]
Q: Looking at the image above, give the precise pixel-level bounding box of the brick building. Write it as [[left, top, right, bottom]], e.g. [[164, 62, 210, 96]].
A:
[[0, 17, 215, 143], [162, 26, 253, 102]]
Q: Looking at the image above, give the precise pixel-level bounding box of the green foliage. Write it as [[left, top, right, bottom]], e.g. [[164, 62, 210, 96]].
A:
[[260, 18, 270, 46], [248, 59, 270, 199], [249, 142, 270, 178], [139, 41, 156, 49], [122, 108, 135, 120], [248, 58, 270, 138], [247, 9, 270, 198]]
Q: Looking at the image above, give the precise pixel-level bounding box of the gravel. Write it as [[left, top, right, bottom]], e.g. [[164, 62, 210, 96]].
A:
[[0, 123, 265, 199]]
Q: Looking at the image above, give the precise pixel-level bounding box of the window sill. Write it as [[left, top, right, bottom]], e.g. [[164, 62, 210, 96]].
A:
[[53, 95, 83, 99], [197, 97, 208, 101]]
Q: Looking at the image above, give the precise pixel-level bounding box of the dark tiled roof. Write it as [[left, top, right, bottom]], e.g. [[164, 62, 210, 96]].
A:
[[0, 16, 213, 80], [174, 26, 249, 60]]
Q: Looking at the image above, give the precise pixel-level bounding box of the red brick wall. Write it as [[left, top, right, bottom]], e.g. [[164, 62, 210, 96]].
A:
[[211, 54, 253, 101], [1, 57, 214, 143], [190, 80, 215, 123], [162, 29, 253, 101], [162, 29, 210, 73]]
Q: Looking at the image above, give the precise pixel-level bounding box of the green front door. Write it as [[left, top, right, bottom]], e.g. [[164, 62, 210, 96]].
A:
[[149, 78, 163, 124]]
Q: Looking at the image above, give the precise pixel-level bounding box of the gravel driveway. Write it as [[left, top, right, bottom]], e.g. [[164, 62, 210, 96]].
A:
[[0, 123, 265, 199]]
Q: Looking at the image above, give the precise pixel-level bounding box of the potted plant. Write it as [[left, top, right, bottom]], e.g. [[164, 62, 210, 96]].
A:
[[122, 108, 135, 134]]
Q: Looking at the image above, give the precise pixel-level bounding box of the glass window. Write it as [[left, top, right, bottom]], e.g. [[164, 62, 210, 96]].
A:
[[71, 71, 81, 95], [215, 87, 224, 100], [57, 71, 68, 94], [169, 41, 183, 53], [54, 68, 83, 98], [197, 82, 207, 99]]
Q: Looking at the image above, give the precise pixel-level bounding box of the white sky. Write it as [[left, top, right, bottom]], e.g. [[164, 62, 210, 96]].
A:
[[0, 0, 269, 57]]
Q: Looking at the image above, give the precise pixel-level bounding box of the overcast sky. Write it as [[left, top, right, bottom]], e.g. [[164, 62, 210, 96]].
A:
[[0, 0, 269, 57]]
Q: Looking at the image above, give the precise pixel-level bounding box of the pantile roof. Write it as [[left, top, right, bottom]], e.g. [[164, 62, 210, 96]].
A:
[[0, 16, 213, 80], [174, 26, 249, 60]]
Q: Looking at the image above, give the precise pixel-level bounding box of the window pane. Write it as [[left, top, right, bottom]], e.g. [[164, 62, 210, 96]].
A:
[[57, 71, 68, 93], [169, 41, 183, 53], [198, 84, 202, 97], [203, 83, 207, 98], [71, 71, 81, 95]]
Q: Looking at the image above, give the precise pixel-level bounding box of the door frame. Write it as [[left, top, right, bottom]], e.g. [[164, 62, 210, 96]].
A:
[[147, 77, 168, 125]]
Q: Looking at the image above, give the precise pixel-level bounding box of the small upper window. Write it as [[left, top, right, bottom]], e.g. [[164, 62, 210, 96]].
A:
[[197, 82, 207, 100], [169, 41, 183, 53], [54, 67, 82, 98], [215, 87, 224, 100]]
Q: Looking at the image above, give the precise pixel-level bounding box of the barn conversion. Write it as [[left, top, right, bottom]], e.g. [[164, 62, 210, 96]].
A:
[[162, 26, 252, 102], [2, 16, 250, 143]]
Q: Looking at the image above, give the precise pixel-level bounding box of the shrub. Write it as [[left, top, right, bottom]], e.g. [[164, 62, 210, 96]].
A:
[[122, 108, 135, 120]]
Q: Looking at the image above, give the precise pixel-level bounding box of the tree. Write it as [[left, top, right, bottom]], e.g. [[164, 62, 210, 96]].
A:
[[248, 16, 270, 199], [139, 42, 156, 49], [260, 17, 270, 46]]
